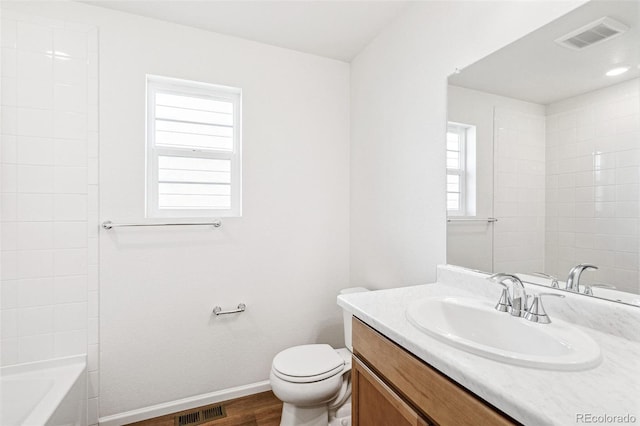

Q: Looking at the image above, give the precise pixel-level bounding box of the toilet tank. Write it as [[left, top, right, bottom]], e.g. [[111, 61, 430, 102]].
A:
[[339, 287, 369, 351]]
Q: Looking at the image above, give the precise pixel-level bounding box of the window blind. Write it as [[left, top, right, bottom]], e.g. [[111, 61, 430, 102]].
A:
[[157, 155, 231, 209], [154, 92, 234, 151], [446, 124, 465, 213]]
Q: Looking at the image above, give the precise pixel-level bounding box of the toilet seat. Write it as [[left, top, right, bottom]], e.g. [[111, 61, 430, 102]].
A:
[[272, 344, 345, 383]]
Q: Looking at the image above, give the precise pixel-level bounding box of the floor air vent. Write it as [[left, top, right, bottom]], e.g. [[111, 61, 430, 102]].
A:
[[202, 405, 225, 421], [176, 412, 200, 426], [555, 17, 628, 50], [174, 404, 226, 426]]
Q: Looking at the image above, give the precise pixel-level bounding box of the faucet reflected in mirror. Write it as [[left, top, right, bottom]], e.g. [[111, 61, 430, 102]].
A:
[[445, 0, 640, 306], [566, 263, 598, 293]]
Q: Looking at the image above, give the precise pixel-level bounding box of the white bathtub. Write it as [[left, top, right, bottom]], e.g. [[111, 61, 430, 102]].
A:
[[0, 355, 87, 426]]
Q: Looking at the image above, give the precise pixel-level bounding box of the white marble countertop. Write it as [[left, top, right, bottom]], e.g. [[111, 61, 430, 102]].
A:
[[338, 267, 640, 426]]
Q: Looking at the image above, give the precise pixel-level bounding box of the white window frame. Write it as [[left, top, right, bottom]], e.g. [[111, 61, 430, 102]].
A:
[[146, 75, 242, 218], [446, 122, 467, 216]]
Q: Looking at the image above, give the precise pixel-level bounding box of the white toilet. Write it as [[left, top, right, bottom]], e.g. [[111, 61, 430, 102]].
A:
[[270, 287, 369, 426]]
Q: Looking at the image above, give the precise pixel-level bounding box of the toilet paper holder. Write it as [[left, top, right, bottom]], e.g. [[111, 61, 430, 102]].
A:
[[212, 303, 246, 316]]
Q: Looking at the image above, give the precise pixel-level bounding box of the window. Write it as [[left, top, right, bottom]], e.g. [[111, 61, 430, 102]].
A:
[[446, 122, 475, 216], [146, 76, 241, 218]]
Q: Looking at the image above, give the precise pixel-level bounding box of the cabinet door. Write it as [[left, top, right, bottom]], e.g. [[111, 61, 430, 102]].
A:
[[353, 318, 517, 426], [352, 356, 430, 426]]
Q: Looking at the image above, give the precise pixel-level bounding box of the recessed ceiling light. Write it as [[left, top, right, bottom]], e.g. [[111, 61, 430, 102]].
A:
[[606, 66, 630, 77]]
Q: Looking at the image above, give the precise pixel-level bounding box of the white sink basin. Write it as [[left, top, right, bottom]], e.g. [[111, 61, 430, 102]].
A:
[[406, 296, 601, 370]]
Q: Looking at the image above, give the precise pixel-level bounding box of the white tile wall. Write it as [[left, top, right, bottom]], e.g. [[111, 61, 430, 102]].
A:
[[1, 11, 99, 425], [545, 79, 640, 293], [493, 108, 546, 273]]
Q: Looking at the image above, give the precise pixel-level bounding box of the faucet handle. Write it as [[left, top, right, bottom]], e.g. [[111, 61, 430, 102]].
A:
[[496, 285, 512, 313], [487, 273, 513, 312], [487, 276, 512, 313], [523, 293, 565, 324], [531, 272, 560, 288], [583, 283, 616, 296]]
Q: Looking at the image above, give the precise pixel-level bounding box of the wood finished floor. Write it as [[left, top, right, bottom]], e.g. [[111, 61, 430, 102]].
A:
[[127, 391, 282, 426]]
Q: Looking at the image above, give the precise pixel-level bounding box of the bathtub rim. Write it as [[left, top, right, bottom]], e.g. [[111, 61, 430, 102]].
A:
[[1, 354, 87, 426]]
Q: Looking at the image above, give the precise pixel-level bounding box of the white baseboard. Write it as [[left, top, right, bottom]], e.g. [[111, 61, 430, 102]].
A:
[[98, 381, 272, 426]]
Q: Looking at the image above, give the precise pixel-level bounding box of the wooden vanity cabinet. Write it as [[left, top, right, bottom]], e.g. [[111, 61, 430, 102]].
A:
[[351, 318, 518, 426], [352, 356, 430, 426]]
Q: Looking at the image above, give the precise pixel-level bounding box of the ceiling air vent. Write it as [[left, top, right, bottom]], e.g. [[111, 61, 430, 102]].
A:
[[555, 17, 629, 50]]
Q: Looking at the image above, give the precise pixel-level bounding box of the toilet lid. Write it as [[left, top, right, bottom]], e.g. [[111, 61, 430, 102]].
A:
[[272, 344, 345, 383]]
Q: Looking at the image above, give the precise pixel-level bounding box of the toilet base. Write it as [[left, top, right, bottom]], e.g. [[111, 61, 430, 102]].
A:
[[280, 403, 328, 426], [279, 398, 352, 426], [328, 401, 351, 426]]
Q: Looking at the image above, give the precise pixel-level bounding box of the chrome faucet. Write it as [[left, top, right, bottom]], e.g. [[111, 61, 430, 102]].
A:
[[566, 264, 598, 292], [488, 273, 527, 317]]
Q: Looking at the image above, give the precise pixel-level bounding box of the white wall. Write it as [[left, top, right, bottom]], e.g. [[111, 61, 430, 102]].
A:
[[446, 86, 546, 273], [99, 7, 350, 419], [2, 1, 350, 422], [349, 1, 585, 289], [545, 78, 640, 293]]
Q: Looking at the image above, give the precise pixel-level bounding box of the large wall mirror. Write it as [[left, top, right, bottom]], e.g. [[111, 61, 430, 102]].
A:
[[446, 0, 639, 306]]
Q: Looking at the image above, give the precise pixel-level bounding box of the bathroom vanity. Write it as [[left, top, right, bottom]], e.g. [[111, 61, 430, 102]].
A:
[[351, 318, 515, 425], [339, 265, 640, 426]]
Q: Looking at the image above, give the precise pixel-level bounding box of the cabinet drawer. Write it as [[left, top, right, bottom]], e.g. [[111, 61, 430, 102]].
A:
[[352, 317, 517, 426]]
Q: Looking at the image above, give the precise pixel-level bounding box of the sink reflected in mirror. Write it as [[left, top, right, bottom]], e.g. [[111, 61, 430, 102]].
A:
[[406, 296, 601, 370]]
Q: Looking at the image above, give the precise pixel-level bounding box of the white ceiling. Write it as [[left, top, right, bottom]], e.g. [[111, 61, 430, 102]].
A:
[[82, 0, 411, 62], [449, 1, 639, 105]]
